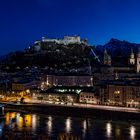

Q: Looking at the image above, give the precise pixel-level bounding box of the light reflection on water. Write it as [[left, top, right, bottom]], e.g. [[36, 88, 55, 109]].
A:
[[82, 119, 87, 138], [0, 112, 140, 140], [130, 125, 136, 140], [106, 122, 112, 138], [65, 117, 71, 133], [32, 114, 37, 132], [47, 116, 52, 136], [83, 120, 87, 132]]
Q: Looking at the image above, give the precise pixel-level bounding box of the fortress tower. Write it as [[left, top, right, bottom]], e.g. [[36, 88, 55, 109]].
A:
[[129, 48, 135, 65], [103, 49, 111, 66], [136, 47, 140, 73]]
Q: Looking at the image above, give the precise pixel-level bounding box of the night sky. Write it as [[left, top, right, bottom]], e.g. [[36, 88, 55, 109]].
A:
[[0, 0, 140, 55]]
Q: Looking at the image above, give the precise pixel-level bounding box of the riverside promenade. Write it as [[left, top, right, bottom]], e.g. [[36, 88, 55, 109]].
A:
[[1, 102, 140, 120]]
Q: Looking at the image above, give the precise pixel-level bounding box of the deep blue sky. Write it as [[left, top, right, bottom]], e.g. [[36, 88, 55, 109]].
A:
[[0, 0, 140, 55]]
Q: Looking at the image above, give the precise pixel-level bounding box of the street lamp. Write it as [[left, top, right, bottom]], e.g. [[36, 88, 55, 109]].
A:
[[26, 89, 30, 94], [108, 100, 110, 106], [131, 99, 134, 107]]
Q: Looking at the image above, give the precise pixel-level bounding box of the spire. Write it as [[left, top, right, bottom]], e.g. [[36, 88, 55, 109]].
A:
[[115, 72, 119, 80], [130, 48, 134, 58], [138, 47, 140, 54], [136, 47, 140, 73], [103, 49, 111, 66], [104, 49, 107, 54], [131, 48, 133, 54], [137, 47, 140, 58]]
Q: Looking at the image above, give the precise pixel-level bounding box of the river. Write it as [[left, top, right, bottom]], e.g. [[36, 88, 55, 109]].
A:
[[0, 111, 140, 140]]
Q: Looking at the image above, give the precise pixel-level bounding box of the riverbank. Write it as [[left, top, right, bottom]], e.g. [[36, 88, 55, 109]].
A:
[[1, 102, 139, 120]]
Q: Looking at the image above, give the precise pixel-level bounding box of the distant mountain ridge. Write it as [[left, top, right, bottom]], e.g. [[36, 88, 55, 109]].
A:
[[1, 38, 140, 58], [96, 38, 140, 57], [1, 38, 140, 72]]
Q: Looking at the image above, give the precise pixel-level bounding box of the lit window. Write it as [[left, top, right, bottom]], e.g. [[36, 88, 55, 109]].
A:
[[114, 90, 120, 94]]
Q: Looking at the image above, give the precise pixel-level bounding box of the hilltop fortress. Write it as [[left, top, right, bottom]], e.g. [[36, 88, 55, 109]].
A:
[[41, 35, 88, 45]]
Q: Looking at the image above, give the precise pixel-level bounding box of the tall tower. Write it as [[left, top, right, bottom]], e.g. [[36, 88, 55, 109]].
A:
[[129, 48, 135, 65], [103, 49, 111, 66], [136, 47, 140, 73], [115, 72, 119, 80]]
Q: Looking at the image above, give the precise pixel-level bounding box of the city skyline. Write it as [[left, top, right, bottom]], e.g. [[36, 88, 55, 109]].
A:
[[1, 1, 140, 139], [1, 0, 140, 55]]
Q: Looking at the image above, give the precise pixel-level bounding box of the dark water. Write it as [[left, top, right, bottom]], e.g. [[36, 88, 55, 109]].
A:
[[0, 112, 140, 140]]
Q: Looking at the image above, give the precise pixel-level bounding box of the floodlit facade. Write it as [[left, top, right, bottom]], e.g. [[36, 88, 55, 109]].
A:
[[99, 80, 140, 108], [54, 76, 93, 87], [79, 92, 98, 104], [41, 35, 86, 45], [108, 84, 140, 107]]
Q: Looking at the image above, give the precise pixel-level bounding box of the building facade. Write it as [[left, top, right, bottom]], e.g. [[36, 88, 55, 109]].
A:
[[41, 36, 84, 45], [79, 92, 98, 104], [54, 76, 93, 87], [99, 81, 140, 108]]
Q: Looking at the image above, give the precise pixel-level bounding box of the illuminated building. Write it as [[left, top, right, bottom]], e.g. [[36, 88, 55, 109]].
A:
[[41, 35, 87, 45], [79, 88, 98, 104], [32, 86, 98, 104], [100, 80, 140, 107], [54, 75, 93, 87], [103, 49, 111, 66]]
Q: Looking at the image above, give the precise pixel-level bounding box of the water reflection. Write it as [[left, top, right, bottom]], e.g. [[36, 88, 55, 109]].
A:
[[5, 112, 10, 126], [65, 117, 71, 133], [4, 112, 36, 131], [24, 114, 32, 128], [83, 120, 87, 131], [82, 119, 87, 139], [115, 126, 120, 137], [106, 122, 112, 138], [130, 125, 136, 140], [32, 114, 37, 131], [16, 113, 20, 120], [18, 116, 23, 129], [47, 116, 52, 135], [2, 107, 4, 115], [0, 122, 4, 136], [0, 112, 140, 140], [11, 112, 16, 119]]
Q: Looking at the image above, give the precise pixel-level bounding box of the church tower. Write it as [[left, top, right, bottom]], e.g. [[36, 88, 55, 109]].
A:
[[129, 48, 135, 65], [103, 49, 111, 66], [136, 47, 140, 73]]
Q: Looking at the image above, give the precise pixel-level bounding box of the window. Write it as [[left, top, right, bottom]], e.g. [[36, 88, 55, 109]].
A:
[[114, 90, 120, 94]]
